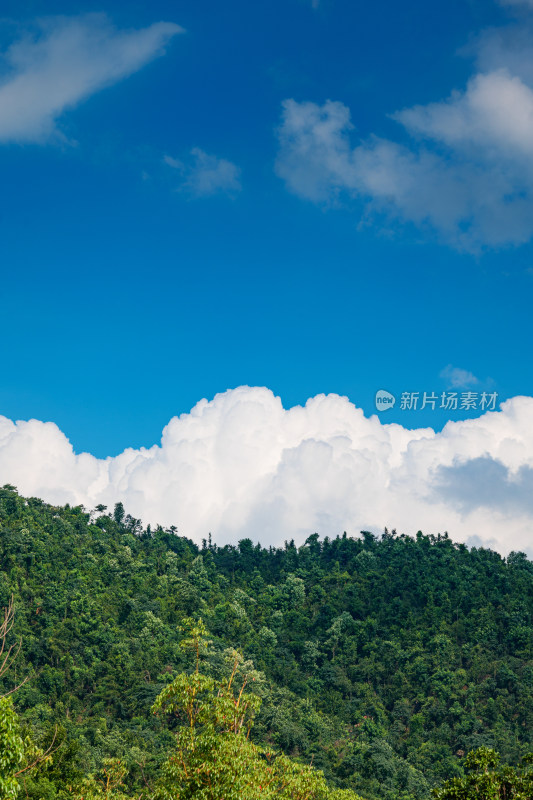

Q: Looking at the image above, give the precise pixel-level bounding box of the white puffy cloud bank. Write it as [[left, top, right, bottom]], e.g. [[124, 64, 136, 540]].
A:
[[0, 386, 532, 557], [275, 16, 533, 250]]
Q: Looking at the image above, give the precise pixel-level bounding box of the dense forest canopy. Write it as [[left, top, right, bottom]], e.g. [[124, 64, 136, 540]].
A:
[[0, 485, 531, 798]]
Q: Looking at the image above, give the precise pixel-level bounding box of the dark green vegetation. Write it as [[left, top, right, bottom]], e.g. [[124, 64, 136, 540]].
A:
[[433, 747, 533, 800], [0, 486, 531, 798]]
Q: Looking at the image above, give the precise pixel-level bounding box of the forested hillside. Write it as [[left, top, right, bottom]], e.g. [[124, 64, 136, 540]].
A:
[[0, 485, 531, 798]]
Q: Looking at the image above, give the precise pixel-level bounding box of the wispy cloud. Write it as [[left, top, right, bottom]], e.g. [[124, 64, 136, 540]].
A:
[[440, 365, 479, 389], [165, 148, 242, 197], [0, 13, 182, 144], [275, 21, 533, 250]]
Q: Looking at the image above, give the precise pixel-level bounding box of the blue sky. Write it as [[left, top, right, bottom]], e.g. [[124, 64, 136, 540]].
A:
[[0, 0, 533, 456]]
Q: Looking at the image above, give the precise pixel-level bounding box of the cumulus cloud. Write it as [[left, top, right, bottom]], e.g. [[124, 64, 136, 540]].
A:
[[440, 365, 479, 388], [0, 13, 182, 144], [0, 386, 532, 557], [164, 148, 242, 197], [275, 22, 533, 250]]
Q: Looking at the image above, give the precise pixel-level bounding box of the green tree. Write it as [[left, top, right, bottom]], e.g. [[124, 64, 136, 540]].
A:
[[70, 758, 132, 799], [432, 748, 533, 800], [0, 696, 27, 799], [0, 598, 54, 799], [152, 620, 365, 800], [113, 502, 125, 526]]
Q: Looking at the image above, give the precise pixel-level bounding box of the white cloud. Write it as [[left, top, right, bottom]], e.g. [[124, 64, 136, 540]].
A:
[[440, 365, 479, 388], [1, 386, 532, 557], [165, 148, 242, 197], [0, 13, 182, 144], [395, 70, 533, 158], [275, 25, 533, 249], [275, 100, 358, 203]]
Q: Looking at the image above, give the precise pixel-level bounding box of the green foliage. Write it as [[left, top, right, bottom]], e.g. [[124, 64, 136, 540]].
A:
[[70, 758, 131, 799], [151, 622, 364, 800], [432, 747, 533, 799], [0, 696, 26, 799], [0, 486, 531, 799], [0, 593, 53, 800]]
